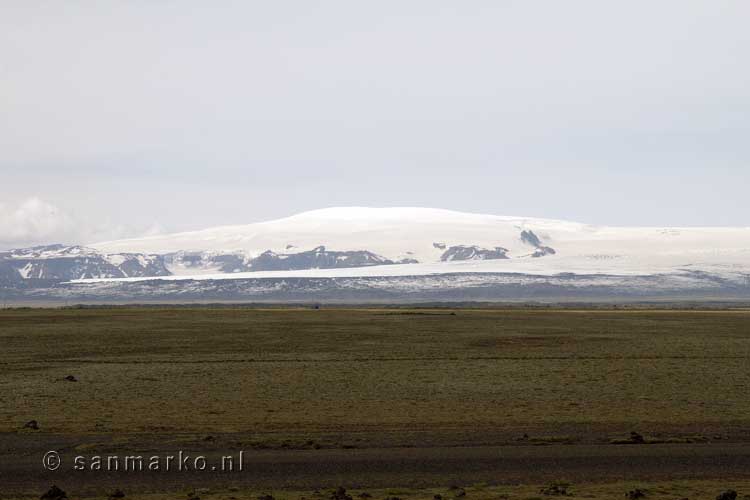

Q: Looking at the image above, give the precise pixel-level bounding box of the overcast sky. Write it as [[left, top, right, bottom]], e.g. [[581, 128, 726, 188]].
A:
[[1, 1, 748, 248]]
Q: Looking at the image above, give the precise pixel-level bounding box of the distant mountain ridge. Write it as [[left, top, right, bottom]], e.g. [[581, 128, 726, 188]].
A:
[[0, 245, 170, 288], [1, 207, 749, 302], [0, 243, 426, 289]]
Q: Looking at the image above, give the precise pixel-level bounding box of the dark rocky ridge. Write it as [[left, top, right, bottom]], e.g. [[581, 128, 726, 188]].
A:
[[520, 230, 556, 257], [0, 244, 420, 289], [1, 227, 558, 292], [440, 246, 509, 261], [164, 252, 249, 273], [164, 246, 418, 274], [250, 246, 417, 271], [0, 245, 169, 288]]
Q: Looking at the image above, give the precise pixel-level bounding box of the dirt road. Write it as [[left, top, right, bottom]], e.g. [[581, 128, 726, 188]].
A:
[[4, 435, 750, 495]]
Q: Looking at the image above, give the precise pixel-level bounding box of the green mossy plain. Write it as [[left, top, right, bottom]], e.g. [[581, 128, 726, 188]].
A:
[[2, 308, 749, 437]]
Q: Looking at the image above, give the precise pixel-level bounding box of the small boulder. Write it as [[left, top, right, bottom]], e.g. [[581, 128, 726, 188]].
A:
[[64, 375, 78, 382], [331, 487, 352, 500], [629, 431, 645, 444], [626, 489, 646, 499], [40, 486, 67, 500], [109, 490, 125, 499], [716, 491, 738, 500], [24, 420, 40, 430], [540, 484, 569, 496], [613, 432, 648, 445]]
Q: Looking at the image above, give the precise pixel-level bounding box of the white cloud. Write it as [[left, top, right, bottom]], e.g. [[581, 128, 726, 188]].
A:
[[0, 198, 80, 249], [0, 197, 165, 249]]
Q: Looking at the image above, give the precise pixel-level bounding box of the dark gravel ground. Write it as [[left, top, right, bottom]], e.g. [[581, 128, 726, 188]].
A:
[[5, 433, 750, 496]]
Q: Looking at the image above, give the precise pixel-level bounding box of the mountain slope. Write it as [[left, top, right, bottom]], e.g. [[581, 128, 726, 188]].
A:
[[0, 245, 170, 288], [91, 207, 582, 261], [3, 208, 750, 302], [89, 207, 750, 278]]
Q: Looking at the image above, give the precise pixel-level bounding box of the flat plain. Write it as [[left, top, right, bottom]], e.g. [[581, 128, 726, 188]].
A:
[[2, 307, 750, 499]]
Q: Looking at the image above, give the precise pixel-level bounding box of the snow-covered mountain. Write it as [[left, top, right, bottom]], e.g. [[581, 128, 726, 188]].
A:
[[2, 208, 749, 302], [92, 207, 581, 261], [89, 207, 750, 279], [0, 244, 170, 286]]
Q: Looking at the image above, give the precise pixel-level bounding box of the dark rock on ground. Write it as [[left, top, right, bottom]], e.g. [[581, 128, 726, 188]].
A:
[[110, 489, 125, 498], [626, 489, 647, 499], [40, 486, 67, 500], [612, 431, 647, 444], [540, 484, 570, 496], [64, 375, 77, 382], [24, 420, 39, 430], [629, 431, 646, 444], [716, 491, 738, 500], [331, 487, 352, 500]]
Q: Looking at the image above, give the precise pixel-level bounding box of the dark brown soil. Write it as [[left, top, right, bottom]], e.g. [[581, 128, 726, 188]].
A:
[[4, 433, 750, 496]]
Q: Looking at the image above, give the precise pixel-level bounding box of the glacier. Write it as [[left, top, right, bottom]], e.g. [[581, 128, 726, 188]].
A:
[[2, 207, 749, 303]]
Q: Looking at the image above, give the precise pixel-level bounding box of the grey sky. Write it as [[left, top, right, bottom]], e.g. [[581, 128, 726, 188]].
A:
[[1, 1, 749, 248]]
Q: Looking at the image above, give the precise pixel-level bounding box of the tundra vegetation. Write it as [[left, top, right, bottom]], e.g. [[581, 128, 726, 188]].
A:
[[2, 307, 750, 499]]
